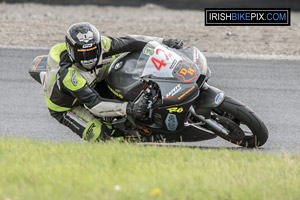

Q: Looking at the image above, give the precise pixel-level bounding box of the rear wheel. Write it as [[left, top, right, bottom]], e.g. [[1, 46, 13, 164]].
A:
[[211, 96, 268, 148]]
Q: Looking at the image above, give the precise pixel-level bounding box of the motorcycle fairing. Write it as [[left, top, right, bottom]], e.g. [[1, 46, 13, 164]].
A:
[[136, 92, 198, 132], [135, 89, 216, 141], [106, 41, 208, 106], [106, 52, 146, 101], [29, 55, 48, 84], [160, 123, 217, 142]]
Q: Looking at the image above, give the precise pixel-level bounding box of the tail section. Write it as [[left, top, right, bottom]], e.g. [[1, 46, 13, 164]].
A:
[[29, 55, 48, 84]]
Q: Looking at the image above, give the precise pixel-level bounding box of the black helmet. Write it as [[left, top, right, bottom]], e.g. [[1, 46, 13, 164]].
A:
[[66, 22, 101, 71]]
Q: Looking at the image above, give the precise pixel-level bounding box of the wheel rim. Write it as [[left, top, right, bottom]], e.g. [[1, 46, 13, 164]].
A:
[[212, 109, 258, 147], [216, 116, 245, 140]]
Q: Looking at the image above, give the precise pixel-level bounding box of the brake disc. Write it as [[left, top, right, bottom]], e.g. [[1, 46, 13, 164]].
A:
[[217, 116, 245, 140]]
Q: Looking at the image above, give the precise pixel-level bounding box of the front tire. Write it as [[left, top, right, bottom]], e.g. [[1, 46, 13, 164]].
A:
[[212, 96, 268, 148]]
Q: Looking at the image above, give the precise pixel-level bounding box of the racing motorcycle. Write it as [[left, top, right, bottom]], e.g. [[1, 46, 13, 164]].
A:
[[29, 41, 268, 148]]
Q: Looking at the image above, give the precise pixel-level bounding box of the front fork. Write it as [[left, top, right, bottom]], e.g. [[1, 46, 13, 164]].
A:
[[190, 83, 229, 136], [189, 106, 229, 135]]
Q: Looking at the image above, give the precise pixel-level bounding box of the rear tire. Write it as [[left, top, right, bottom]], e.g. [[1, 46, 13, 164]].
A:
[[213, 96, 268, 148]]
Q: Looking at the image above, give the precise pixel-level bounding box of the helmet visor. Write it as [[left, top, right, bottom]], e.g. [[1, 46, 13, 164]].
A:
[[74, 44, 101, 70]]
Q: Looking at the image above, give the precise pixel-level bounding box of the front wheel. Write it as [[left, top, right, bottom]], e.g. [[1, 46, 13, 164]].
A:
[[212, 96, 268, 148]]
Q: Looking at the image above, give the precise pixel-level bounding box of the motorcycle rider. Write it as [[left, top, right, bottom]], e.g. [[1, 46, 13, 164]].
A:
[[43, 22, 184, 142]]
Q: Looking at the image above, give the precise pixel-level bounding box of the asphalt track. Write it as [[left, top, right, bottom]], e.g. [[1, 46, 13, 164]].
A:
[[1, 48, 300, 154]]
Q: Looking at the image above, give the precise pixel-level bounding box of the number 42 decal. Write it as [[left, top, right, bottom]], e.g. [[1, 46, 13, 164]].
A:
[[151, 48, 172, 70]]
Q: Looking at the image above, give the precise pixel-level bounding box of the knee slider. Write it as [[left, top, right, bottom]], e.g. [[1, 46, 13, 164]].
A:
[[83, 119, 103, 142]]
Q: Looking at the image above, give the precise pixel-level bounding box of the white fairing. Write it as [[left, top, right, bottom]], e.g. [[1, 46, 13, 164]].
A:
[[40, 72, 46, 85], [141, 41, 182, 78]]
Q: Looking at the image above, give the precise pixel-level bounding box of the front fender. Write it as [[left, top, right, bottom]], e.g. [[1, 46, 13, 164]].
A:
[[194, 84, 225, 116]]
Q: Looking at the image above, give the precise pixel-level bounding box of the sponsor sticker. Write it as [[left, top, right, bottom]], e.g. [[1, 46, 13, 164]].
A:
[[178, 85, 196, 100], [80, 57, 97, 65], [143, 47, 154, 56], [167, 107, 184, 113], [170, 59, 178, 70], [107, 85, 123, 99], [165, 113, 178, 131], [176, 62, 198, 83], [77, 45, 97, 52], [82, 43, 93, 49], [114, 61, 123, 70], [166, 84, 181, 98], [70, 70, 77, 86], [215, 93, 225, 105], [193, 49, 200, 63], [76, 31, 94, 43]]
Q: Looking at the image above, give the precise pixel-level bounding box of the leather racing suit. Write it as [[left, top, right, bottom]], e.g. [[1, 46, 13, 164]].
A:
[[43, 35, 168, 141]]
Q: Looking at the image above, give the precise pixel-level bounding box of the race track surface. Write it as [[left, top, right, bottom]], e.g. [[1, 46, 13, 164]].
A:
[[1, 48, 300, 154]]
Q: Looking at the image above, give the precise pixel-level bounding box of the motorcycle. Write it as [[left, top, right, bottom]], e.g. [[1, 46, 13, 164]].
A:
[[29, 41, 268, 148]]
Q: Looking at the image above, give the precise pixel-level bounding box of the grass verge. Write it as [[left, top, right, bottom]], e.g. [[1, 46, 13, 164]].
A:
[[0, 138, 299, 200]]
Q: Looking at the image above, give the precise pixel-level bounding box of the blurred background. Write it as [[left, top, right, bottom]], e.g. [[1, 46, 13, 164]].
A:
[[0, 0, 299, 56], [4, 0, 300, 10]]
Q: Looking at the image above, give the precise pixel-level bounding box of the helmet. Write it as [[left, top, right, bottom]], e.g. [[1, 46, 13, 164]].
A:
[[66, 22, 101, 71]]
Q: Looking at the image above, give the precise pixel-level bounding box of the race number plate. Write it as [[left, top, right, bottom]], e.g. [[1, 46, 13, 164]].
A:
[[141, 42, 182, 78]]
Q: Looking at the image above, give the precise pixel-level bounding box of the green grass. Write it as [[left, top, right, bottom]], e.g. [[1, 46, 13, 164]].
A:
[[0, 138, 299, 200]]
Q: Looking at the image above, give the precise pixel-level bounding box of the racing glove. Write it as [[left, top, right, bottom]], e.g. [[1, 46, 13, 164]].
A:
[[162, 38, 184, 49], [126, 100, 148, 119]]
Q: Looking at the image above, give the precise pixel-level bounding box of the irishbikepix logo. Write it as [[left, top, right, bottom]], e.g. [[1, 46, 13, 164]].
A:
[[205, 8, 290, 26]]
